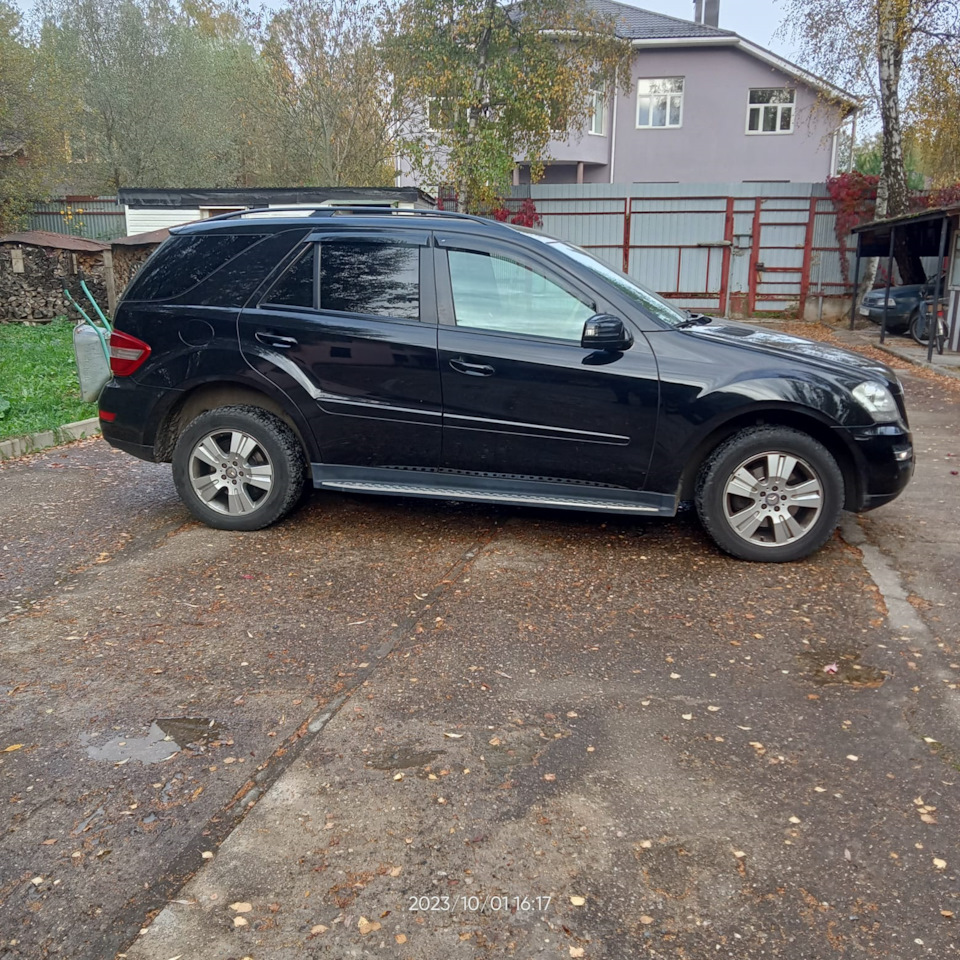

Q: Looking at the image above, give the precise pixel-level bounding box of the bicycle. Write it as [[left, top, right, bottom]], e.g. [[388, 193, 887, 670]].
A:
[[910, 295, 948, 355]]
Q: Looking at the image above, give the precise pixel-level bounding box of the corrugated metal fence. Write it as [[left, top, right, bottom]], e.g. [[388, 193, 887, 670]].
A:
[[27, 197, 125, 243], [509, 182, 854, 319]]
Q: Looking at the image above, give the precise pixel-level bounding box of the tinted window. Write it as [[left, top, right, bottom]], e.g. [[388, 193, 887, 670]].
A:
[[320, 241, 419, 320], [193, 230, 309, 307], [262, 245, 316, 308], [124, 234, 263, 302], [448, 249, 593, 340]]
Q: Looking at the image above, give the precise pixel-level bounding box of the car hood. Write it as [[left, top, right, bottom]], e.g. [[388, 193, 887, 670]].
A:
[[687, 321, 896, 382]]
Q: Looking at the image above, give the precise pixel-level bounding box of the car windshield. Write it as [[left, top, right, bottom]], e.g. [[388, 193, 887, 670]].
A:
[[529, 235, 688, 327]]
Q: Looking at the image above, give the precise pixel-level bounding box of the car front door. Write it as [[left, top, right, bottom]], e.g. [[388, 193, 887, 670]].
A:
[[434, 235, 660, 490], [239, 230, 441, 469]]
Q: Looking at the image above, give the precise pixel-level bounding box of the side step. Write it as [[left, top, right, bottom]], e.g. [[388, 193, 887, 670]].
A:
[[311, 465, 675, 517]]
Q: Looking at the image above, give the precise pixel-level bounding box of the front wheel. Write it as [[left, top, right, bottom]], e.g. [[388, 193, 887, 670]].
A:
[[172, 405, 307, 531], [695, 427, 844, 562]]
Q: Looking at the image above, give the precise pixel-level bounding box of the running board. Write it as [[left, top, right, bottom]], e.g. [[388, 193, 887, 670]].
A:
[[311, 465, 675, 517]]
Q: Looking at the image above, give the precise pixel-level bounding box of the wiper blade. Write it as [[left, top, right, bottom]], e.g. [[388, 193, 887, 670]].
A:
[[676, 312, 712, 328]]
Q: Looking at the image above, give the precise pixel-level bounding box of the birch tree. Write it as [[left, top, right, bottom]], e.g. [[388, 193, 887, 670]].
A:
[[781, 0, 960, 283]]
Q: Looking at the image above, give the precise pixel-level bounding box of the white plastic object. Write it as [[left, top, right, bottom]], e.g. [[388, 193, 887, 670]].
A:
[[73, 322, 111, 403]]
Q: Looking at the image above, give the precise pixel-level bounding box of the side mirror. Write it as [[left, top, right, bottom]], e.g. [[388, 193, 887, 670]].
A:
[[581, 314, 633, 352]]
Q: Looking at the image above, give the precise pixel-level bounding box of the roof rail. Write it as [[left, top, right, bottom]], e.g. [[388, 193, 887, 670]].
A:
[[200, 205, 494, 225]]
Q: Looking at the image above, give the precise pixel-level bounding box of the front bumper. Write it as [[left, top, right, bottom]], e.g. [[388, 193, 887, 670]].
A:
[[859, 305, 911, 331], [845, 422, 914, 511]]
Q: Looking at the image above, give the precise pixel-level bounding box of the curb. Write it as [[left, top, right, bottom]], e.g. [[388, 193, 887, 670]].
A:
[[0, 417, 101, 461], [861, 339, 960, 382]]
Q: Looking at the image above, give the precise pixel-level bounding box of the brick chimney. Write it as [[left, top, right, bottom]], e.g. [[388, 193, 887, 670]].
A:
[[693, 0, 720, 27]]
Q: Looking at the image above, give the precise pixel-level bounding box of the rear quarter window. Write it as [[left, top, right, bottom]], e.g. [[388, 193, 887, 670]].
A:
[[123, 233, 265, 302]]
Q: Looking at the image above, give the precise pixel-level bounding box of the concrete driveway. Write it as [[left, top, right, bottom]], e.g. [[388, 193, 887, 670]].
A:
[[1, 361, 958, 960]]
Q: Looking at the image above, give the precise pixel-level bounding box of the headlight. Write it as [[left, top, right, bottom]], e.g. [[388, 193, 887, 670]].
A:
[[853, 381, 899, 421]]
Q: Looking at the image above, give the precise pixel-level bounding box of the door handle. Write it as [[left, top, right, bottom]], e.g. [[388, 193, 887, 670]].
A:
[[255, 332, 298, 349], [449, 357, 495, 377]]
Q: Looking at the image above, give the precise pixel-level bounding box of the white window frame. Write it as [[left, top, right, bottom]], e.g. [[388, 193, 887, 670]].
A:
[[745, 88, 796, 135], [588, 88, 606, 136], [636, 78, 684, 130]]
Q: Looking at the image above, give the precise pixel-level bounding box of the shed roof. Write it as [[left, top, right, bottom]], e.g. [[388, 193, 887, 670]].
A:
[[0, 230, 110, 252], [111, 227, 171, 247]]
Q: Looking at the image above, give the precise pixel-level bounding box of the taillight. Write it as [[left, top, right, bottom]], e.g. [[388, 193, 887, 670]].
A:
[[109, 330, 151, 377]]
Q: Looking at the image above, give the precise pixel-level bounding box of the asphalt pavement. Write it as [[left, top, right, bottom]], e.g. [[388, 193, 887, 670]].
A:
[[1, 337, 959, 960]]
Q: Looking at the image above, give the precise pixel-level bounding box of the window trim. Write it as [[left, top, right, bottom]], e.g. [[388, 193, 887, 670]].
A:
[[588, 88, 606, 137], [635, 77, 684, 130], [745, 88, 796, 136]]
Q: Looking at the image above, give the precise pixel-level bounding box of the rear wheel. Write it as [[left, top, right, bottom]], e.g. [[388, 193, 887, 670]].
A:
[[695, 426, 844, 562], [172, 405, 307, 531]]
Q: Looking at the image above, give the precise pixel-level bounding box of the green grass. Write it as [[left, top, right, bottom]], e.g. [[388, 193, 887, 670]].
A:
[[0, 319, 98, 441]]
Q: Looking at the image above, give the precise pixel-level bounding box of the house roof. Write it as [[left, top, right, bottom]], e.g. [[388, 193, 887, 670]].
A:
[[587, 0, 859, 108], [0, 230, 109, 252], [589, 0, 735, 39]]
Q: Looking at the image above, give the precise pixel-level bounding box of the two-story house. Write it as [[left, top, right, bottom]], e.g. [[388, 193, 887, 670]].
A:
[[515, 0, 858, 185]]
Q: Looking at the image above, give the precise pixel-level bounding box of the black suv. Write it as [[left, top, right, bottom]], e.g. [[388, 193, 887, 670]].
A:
[[97, 208, 914, 562]]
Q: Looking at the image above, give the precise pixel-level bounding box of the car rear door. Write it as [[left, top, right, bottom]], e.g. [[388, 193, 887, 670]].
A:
[[239, 229, 441, 469], [434, 233, 660, 490]]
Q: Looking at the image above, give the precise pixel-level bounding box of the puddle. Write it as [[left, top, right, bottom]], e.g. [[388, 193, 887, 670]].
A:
[[796, 649, 886, 687], [82, 717, 224, 765], [365, 747, 441, 770]]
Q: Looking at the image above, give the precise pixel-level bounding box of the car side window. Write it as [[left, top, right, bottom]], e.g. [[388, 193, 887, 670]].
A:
[[448, 249, 594, 341], [320, 241, 420, 320], [262, 245, 316, 309]]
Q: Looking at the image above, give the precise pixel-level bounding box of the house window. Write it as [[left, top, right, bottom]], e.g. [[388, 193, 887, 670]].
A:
[[747, 89, 795, 134], [636, 78, 683, 129], [589, 89, 605, 136]]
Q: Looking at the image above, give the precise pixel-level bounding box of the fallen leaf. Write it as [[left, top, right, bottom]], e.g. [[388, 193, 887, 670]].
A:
[[942, 910, 954, 919], [846, 755, 859, 761], [393, 773, 404, 781], [389, 866, 402, 877], [395, 933, 407, 944], [570, 949, 585, 958], [3, 744, 23, 752], [566, 711, 578, 718], [443, 733, 463, 739], [201, 851, 214, 860], [789, 816, 801, 824], [31, 876, 44, 885], [488, 737, 502, 746], [41, 839, 57, 846], [733, 850, 746, 859], [934, 858, 947, 870], [358, 917, 381, 935], [638, 840, 652, 849], [230, 902, 253, 913], [570, 895, 586, 906], [681, 714, 693, 721], [707, 705, 720, 712], [640, 914, 655, 924], [814, 786, 826, 793], [233, 916, 248, 927], [311, 924, 328, 934], [670, 673, 681, 679]]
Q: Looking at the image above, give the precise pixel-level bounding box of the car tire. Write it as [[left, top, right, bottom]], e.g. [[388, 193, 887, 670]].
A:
[[695, 426, 844, 563], [172, 405, 307, 531]]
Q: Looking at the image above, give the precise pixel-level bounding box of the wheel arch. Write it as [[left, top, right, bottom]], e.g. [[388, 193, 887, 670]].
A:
[[154, 379, 314, 464], [677, 407, 861, 510]]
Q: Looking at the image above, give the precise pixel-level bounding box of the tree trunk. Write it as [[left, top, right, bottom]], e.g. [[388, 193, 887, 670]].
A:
[[876, 0, 926, 284]]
